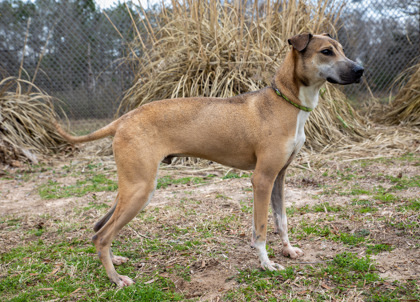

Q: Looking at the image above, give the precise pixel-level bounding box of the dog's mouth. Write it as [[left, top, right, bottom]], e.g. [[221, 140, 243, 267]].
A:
[[327, 73, 363, 85], [327, 77, 338, 84], [327, 62, 364, 85]]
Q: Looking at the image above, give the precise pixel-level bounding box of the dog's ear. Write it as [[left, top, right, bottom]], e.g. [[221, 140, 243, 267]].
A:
[[288, 33, 313, 52]]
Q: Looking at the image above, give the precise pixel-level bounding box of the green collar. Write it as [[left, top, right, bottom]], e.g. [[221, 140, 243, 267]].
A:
[[273, 87, 313, 112]]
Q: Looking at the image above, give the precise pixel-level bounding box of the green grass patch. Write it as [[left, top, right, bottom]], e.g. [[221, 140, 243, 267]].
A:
[[38, 174, 117, 199], [385, 175, 420, 191], [222, 172, 251, 179], [366, 243, 393, 255], [323, 252, 379, 288], [374, 192, 398, 203], [156, 175, 207, 189], [397, 198, 420, 212], [355, 206, 378, 213], [239, 201, 252, 213], [312, 202, 342, 213], [388, 219, 419, 231], [0, 240, 183, 301], [335, 232, 367, 245]]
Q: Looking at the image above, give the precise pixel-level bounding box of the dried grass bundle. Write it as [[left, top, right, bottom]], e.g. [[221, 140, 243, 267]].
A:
[[117, 0, 367, 151], [383, 61, 420, 126], [0, 77, 69, 165]]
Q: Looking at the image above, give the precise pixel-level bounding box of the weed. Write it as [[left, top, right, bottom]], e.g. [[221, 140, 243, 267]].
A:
[[336, 232, 366, 245], [366, 243, 393, 255]]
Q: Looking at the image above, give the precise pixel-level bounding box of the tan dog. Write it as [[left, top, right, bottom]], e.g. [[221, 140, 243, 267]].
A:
[[56, 33, 363, 287]]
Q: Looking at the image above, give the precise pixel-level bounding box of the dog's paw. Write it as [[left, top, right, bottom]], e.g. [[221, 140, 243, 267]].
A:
[[112, 255, 129, 265], [282, 245, 304, 259], [116, 275, 135, 287], [260, 260, 285, 271]]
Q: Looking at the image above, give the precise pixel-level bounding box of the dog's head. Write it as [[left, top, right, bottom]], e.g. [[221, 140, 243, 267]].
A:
[[288, 33, 364, 86]]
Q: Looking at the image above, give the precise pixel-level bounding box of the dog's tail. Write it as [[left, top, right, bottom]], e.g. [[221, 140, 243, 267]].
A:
[[93, 194, 118, 232], [54, 119, 119, 144]]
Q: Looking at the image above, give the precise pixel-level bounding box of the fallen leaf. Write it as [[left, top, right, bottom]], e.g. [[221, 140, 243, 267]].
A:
[[71, 287, 81, 294], [55, 276, 65, 283], [48, 268, 60, 276]]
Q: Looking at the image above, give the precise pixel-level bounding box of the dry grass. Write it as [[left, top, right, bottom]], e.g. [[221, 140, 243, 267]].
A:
[[0, 77, 70, 165], [114, 0, 370, 151], [382, 60, 420, 126]]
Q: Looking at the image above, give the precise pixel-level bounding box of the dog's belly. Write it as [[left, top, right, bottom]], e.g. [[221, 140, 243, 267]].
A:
[[182, 151, 257, 171]]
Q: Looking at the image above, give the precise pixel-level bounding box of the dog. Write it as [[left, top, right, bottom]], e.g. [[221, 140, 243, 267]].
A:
[[55, 33, 363, 287]]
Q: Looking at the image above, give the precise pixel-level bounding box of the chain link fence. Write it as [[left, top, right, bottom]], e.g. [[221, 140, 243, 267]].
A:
[[338, 0, 419, 100], [1, 0, 419, 131]]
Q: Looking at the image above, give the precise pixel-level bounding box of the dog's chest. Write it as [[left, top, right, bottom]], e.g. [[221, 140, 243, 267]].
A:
[[293, 110, 310, 150]]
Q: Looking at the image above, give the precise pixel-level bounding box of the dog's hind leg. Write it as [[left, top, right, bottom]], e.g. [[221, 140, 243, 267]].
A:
[[93, 194, 128, 265], [92, 155, 159, 287], [94, 194, 118, 232]]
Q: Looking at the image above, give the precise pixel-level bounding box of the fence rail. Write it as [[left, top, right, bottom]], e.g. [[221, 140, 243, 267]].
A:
[[1, 0, 418, 131]]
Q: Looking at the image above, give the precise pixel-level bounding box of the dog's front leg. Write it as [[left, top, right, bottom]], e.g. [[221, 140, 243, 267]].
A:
[[271, 170, 304, 259], [251, 166, 284, 271]]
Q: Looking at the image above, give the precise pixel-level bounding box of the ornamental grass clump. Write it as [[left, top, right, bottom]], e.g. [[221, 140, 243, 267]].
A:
[[117, 0, 368, 152], [0, 77, 69, 165], [383, 61, 420, 127]]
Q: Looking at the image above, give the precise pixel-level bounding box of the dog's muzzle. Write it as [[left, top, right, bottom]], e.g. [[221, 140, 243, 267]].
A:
[[352, 65, 364, 83], [328, 62, 364, 85]]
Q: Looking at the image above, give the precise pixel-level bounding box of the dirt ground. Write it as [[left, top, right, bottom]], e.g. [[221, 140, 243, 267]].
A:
[[0, 144, 419, 301]]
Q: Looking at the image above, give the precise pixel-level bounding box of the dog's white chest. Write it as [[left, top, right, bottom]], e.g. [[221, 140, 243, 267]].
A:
[[293, 110, 310, 149]]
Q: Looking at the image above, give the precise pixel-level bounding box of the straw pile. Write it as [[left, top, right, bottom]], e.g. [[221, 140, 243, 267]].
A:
[[117, 0, 367, 151], [382, 61, 420, 126], [0, 77, 69, 166]]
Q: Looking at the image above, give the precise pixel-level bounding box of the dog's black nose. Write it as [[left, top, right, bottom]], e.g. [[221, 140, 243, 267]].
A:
[[353, 65, 364, 77]]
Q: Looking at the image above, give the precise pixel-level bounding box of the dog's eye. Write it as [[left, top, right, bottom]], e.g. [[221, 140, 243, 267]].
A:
[[321, 49, 333, 56]]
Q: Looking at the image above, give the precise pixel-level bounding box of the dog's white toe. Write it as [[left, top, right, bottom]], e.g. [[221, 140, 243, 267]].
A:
[[112, 255, 129, 265], [282, 245, 304, 259], [261, 260, 285, 271], [117, 275, 135, 287]]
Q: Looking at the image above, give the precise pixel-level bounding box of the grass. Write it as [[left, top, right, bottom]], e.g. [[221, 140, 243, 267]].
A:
[[0, 240, 183, 301], [38, 174, 118, 199], [1, 153, 419, 301], [156, 175, 209, 189]]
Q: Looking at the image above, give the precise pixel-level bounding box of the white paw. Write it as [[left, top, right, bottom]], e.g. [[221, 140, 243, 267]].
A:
[[117, 275, 135, 287], [112, 255, 129, 265], [261, 260, 285, 271], [282, 245, 304, 259]]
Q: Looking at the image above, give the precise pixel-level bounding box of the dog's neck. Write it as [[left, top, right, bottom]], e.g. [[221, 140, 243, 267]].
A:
[[273, 51, 323, 110]]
